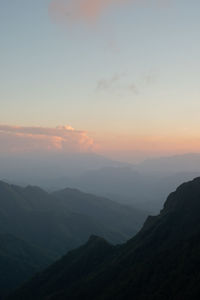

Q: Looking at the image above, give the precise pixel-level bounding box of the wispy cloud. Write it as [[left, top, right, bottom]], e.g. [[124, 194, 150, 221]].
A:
[[96, 71, 157, 95], [96, 73, 139, 95], [0, 125, 94, 153], [97, 74, 122, 91]]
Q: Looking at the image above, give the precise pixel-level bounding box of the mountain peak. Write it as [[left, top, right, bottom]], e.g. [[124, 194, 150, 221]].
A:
[[140, 177, 200, 244], [162, 177, 200, 214]]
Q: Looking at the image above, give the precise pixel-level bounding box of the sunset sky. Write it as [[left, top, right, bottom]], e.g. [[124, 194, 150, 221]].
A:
[[1, 0, 200, 162]]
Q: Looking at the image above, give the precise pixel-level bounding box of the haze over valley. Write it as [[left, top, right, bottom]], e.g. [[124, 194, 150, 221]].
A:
[[1, 152, 200, 213]]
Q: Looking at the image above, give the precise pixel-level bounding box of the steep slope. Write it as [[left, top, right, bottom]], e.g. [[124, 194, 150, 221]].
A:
[[0, 234, 51, 299], [11, 178, 200, 300], [0, 181, 145, 257]]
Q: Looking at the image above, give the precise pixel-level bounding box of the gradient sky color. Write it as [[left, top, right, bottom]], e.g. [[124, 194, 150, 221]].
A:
[[1, 0, 200, 162]]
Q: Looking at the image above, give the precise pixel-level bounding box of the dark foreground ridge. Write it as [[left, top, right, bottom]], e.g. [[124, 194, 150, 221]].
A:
[[0, 234, 51, 300], [8, 177, 200, 300]]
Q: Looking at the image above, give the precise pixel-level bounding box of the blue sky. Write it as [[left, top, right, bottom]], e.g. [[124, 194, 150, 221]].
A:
[[1, 0, 200, 161]]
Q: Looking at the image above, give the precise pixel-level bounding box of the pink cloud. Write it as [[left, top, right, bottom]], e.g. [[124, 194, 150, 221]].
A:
[[49, 0, 132, 24], [0, 125, 94, 153], [48, 0, 168, 27]]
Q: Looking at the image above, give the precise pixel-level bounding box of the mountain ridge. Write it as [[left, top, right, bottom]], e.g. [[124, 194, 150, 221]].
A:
[[10, 177, 200, 300], [0, 179, 146, 297]]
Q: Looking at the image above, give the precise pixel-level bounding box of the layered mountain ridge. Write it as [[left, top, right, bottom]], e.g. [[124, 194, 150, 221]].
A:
[[10, 178, 200, 300], [0, 180, 146, 297]]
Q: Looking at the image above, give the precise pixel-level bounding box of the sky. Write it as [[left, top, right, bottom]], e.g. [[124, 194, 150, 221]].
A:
[[1, 0, 200, 162]]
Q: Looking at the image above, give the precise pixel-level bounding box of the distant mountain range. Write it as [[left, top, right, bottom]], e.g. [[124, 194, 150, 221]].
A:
[[1, 152, 200, 214], [10, 178, 200, 300], [0, 180, 146, 297], [0, 152, 129, 185], [138, 153, 200, 174], [46, 166, 200, 213]]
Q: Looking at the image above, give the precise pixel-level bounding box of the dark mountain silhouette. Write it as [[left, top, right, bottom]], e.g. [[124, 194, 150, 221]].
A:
[[11, 178, 200, 300], [0, 234, 51, 299]]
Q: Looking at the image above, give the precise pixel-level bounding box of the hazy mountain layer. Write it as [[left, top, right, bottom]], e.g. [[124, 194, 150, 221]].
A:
[[2, 153, 200, 214], [50, 166, 200, 213], [0, 181, 146, 257], [0, 180, 146, 297]]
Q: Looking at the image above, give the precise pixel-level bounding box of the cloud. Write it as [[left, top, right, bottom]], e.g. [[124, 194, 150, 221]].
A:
[[48, 0, 133, 24], [49, 0, 167, 25], [127, 83, 140, 94], [97, 74, 121, 91], [96, 73, 139, 95], [0, 125, 94, 153], [142, 71, 157, 85], [96, 70, 157, 95]]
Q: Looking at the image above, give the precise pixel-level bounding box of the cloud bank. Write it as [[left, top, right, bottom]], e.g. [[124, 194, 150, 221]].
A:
[[0, 125, 94, 153]]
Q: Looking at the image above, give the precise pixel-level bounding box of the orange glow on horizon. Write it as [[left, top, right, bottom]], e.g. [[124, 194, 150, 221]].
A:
[[94, 133, 200, 161]]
